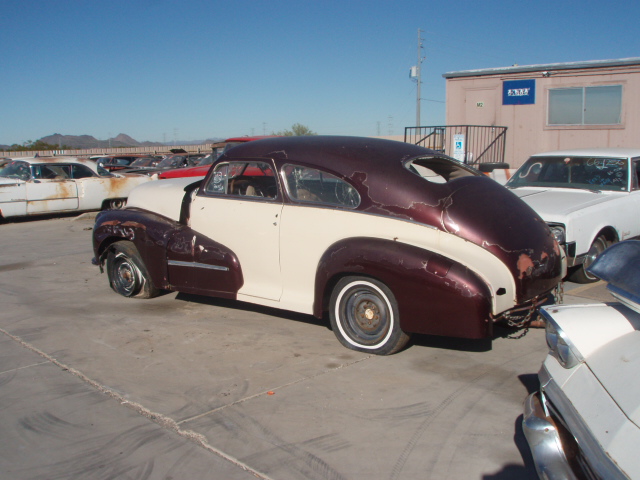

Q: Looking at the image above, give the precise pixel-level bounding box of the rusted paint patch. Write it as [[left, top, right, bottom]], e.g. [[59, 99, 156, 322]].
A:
[[121, 220, 147, 230], [101, 224, 136, 240], [517, 253, 535, 279], [55, 181, 76, 198]]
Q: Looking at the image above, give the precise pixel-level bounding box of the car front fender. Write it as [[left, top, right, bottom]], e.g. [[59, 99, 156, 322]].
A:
[[93, 208, 181, 290]]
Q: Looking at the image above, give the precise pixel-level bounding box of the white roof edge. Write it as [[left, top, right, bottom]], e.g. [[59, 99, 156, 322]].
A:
[[530, 148, 640, 158], [10, 156, 86, 164], [443, 57, 640, 79]]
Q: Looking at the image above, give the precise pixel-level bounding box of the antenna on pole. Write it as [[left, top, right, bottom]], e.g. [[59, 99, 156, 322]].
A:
[[409, 29, 425, 127]]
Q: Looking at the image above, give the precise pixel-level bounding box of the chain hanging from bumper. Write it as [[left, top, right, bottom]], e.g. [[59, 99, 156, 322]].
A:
[[500, 283, 564, 339]]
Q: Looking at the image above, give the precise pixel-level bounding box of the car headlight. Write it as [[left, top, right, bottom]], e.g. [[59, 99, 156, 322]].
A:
[[541, 310, 583, 369], [547, 224, 566, 245]]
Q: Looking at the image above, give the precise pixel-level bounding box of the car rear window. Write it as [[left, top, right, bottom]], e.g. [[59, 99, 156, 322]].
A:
[[405, 156, 478, 183]]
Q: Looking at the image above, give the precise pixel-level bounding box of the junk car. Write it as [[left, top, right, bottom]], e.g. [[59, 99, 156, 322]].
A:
[[0, 156, 152, 219], [506, 148, 640, 283], [158, 136, 272, 180], [92, 136, 564, 355], [523, 240, 640, 480], [94, 155, 155, 172]]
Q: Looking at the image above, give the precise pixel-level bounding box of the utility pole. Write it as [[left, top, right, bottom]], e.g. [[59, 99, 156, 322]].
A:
[[410, 29, 425, 127]]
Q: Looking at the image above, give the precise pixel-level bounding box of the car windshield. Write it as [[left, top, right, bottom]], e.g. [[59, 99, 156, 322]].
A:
[[222, 142, 243, 154], [507, 156, 629, 192], [196, 154, 216, 166], [129, 157, 158, 167], [157, 155, 185, 168], [0, 160, 32, 180], [187, 155, 204, 166], [196, 155, 210, 166]]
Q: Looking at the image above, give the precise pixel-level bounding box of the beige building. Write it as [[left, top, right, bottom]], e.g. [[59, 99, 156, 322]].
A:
[[443, 58, 640, 168]]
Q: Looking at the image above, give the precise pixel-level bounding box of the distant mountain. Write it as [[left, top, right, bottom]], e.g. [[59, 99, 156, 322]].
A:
[[1, 133, 226, 152], [39, 133, 164, 149]]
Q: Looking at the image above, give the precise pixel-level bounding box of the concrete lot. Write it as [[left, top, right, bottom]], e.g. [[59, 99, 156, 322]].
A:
[[0, 214, 609, 480]]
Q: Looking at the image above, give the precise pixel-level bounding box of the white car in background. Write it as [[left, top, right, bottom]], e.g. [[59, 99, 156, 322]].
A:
[[506, 148, 640, 283], [0, 157, 153, 219], [523, 240, 640, 480]]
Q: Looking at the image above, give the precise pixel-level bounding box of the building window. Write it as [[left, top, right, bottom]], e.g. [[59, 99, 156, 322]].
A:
[[548, 85, 622, 125]]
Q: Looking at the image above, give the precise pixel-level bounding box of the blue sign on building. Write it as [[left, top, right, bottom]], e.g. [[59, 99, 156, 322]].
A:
[[503, 79, 536, 105]]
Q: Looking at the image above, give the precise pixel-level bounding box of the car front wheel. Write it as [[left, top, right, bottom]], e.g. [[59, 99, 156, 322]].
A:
[[108, 198, 127, 210], [329, 276, 410, 355], [568, 235, 609, 284], [106, 241, 159, 298]]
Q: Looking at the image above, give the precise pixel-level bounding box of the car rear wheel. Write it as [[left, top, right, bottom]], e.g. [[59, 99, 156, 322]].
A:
[[329, 276, 410, 355], [106, 241, 159, 298], [568, 235, 609, 284]]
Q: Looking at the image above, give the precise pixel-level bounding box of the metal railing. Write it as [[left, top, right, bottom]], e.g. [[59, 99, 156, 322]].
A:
[[404, 125, 508, 166]]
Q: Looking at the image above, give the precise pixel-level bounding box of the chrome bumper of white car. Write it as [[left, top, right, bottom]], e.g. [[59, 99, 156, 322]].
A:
[[523, 366, 630, 480], [523, 391, 579, 480]]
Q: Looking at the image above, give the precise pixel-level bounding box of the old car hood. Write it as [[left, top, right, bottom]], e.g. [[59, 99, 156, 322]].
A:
[[587, 331, 640, 428], [585, 241, 640, 426], [160, 165, 209, 179], [509, 187, 621, 217]]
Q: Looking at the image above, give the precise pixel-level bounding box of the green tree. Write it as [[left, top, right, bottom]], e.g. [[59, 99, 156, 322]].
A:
[[274, 123, 317, 136]]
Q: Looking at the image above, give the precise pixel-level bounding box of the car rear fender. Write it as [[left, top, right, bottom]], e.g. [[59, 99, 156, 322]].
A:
[[315, 237, 493, 339]]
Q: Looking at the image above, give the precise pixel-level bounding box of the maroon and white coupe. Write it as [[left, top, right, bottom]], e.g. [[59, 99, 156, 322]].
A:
[[92, 136, 564, 355]]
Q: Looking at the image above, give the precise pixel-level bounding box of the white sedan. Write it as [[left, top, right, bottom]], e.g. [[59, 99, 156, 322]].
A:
[[0, 156, 152, 219], [523, 240, 640, 480], [506, 148, 640, 283]]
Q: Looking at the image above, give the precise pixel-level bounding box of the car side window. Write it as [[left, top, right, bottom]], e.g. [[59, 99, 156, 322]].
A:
[[203, 161, 278, 199], [283, 164, 360, 208], [70, 164, 96, 179], [38, 164, 71, 179]]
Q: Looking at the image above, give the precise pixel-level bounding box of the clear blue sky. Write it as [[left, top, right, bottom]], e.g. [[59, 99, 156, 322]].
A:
[[3, 0, 640, 145]]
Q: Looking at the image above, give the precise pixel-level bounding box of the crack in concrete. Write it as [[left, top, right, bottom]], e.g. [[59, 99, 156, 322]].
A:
[[176, 354, 374, 426], [0, 360, 48, 375], [0, 326, 274, 480]]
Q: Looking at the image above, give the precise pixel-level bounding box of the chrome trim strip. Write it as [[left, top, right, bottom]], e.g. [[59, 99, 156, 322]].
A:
[[167, 260, 229, 272]]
